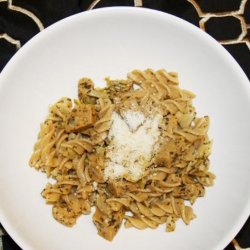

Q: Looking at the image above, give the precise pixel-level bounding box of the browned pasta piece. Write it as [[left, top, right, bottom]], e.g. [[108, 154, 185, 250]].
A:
[[166, 216, 177, 232], [93, 207, 125, 241], [181, 206, 196, 225], [124, 216, 148, 230]]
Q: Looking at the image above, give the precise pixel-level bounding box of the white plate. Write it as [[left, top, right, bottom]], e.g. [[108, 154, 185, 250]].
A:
[[0, 7, 249, 250]]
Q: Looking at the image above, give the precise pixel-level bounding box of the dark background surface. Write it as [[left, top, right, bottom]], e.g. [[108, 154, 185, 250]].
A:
[[0, 0, 249, 249]]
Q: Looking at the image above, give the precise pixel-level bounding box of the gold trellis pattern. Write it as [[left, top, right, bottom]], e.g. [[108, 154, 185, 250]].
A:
[[189, 0, 249, 48], [0, 0, 249, 52], [0, 0, 43, 50]]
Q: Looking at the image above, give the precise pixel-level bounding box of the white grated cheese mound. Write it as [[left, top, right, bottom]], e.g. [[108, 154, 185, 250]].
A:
[[123, 110, 145, 132], [104, 110, 162, 182]]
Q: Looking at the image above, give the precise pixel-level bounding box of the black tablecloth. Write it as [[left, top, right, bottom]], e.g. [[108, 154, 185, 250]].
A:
[[0, 1, 249, 249]]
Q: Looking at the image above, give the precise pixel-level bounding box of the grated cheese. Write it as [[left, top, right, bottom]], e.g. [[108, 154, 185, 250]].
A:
[[123, 110, 145, 132], [104, 110, 161, 182]]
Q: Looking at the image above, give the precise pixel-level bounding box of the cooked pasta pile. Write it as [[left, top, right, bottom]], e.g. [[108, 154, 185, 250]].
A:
[[29, 69, 215, 241]]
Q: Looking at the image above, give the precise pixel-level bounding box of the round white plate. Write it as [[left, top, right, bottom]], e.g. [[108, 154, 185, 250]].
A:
[[0, 7, 249, 250]]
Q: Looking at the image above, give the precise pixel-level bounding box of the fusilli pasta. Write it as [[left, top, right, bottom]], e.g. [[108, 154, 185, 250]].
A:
[[29, 69, 215, 241]]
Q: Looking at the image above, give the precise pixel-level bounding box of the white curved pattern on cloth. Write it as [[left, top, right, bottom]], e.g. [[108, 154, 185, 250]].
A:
[[3, 0, 44, 31], [0, 33, 21, 49], [0, 0, 44, 49], [88, 0, 142, 9], [0, 0, 249, 50], [189, 0, 250, 49], [232, 239, 250, 250]]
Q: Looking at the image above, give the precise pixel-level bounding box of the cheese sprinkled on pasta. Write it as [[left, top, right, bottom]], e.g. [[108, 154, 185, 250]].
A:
[[29, 69, 215, 241], [105, 111, 162, 181]]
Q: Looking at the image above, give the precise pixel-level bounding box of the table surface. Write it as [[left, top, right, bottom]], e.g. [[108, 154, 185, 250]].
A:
[[0, 1, 249, 250]]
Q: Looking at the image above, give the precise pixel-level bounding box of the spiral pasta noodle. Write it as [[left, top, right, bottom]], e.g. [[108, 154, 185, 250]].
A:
[[29, 69, 215, 241]]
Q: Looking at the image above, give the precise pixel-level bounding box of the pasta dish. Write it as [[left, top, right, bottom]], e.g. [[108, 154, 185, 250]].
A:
[[29, 69, 215, 241]]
